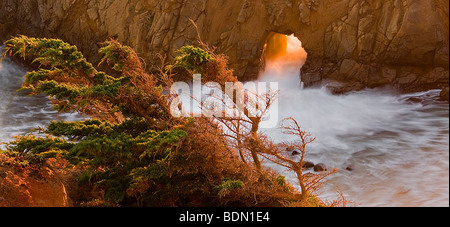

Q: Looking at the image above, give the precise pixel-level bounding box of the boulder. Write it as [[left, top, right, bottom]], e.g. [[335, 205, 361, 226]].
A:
[[302, 161, 315, 169], [314, 163, 327, 172]]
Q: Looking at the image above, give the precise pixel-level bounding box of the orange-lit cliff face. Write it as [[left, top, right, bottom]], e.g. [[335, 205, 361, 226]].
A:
[[0, 154, 72, 207], [264, 34, 307, 74], [0, 0, 448, 93]]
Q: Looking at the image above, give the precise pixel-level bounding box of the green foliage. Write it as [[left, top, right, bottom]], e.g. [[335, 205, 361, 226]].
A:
[[1, 36, 172, 124], [169, 45, 213, 73], [0, 35, 194, 205], [2, 35, 92, 72], [98, 40, 134, 72], [0, 36, 307, 207], [276, 175, 286, 186], [7, 135, 73, 156], [1, 36, 129, 120], [216, 178, 244, 197], [46, 119, 114, 140], [6, 120, 188, 204], [0, 150, 45, 167]]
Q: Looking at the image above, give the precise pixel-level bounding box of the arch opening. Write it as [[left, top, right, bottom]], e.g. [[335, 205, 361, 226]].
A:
[[261, 33, 308, 73]]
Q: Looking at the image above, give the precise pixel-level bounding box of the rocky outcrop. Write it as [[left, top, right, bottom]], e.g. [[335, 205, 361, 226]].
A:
[[312, 0, 450, 93], [0, 154, 72, 207], [1, 0, 448, 93]]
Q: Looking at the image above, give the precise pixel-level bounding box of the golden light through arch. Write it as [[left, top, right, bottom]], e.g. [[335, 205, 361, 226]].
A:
[[264, 33, 308, 72]]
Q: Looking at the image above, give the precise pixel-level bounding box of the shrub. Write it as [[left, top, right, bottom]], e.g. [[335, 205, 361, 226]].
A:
[[170, 45, 213, 73], [1, 36, 307, 207]]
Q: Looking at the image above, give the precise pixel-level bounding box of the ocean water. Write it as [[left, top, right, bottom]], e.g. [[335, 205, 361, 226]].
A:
[[0, 57, 83, 147], [1, 48, 448, 207], [258, 60, 449, 207]]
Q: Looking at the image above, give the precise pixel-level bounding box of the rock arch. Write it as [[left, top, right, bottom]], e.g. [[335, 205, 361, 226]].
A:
[[1, 0, 448, 93]]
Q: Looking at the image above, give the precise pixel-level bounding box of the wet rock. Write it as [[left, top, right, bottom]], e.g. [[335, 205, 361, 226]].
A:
[[314, 163, 327, 172], [343, 159, 356, 171], [302, 161, 315, 169], [285, 146, 302, 156], [345, 165, 354, 171], [290, 149, 301, 156], [440, 87, 449, 102]]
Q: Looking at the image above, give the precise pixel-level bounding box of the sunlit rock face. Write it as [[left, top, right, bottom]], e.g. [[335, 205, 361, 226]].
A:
[[265, 33, 288, 62], [263, 33, 307, 72], [1, 0, 448, 92]]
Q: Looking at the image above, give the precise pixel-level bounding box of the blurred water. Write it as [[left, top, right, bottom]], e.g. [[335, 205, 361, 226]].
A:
[[0, 57, 84, 147], [259, 63, 449, 207], [1, 48, 448, 207]]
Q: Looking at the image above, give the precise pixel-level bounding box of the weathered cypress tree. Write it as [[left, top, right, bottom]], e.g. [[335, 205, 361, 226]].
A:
[[1, 36, 307, 207]]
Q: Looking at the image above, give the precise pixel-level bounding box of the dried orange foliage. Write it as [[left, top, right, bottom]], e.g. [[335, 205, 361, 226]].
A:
[[1, 34, 351, 207]]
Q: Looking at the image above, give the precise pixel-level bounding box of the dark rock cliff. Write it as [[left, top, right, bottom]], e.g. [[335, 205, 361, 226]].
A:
[[1, 0, 448, 93]]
